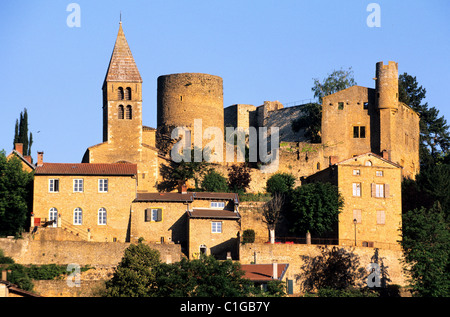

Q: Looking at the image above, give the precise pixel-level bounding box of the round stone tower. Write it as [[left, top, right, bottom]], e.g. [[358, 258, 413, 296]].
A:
[[375, 61, 398, 110], [157, 73, 224, 141]]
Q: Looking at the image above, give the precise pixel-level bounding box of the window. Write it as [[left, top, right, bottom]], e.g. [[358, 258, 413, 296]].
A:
[[211, 201, 225, 208], [118, 87, 124, 100], [49, 208, 58, 227], [73, 179, 83, 192], [338, 102, 344, 110], [353, 209, 362, 224], [374, 184, 384, 198], [377, 210, 386, 225], [73, 208, 83, 225], [376, 170, 383, 177], [352, 183, 361, 197], [125, 87, 131, 100], [118, 105, 124, 119], [211, 221, 222, 233], [98, 179, 108, 192], [353, 169, 360, 176], [353, 126, 366, 138], [98, 208, 107, 225], [126, 105, 132, 120], [49, 179, 59, 192], [365, 160, 372, 166], [145, 208, 162, 222]]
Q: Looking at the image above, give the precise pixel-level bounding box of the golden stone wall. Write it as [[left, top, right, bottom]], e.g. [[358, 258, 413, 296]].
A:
[[32, 174, 136, 242]]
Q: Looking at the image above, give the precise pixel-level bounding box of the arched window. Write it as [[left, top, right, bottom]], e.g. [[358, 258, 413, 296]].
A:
[[49, 208, 58, 227], [98, 208, 107, 225], [125, 87, 132, 100], [126, 105, 132, 120], [118, 105, 124, 119], [74, 207, 83, 225], [117, 87, 124, 100]]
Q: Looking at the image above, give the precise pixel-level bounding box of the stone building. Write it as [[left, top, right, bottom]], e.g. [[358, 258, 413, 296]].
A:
[[305, 152, 402, 249]]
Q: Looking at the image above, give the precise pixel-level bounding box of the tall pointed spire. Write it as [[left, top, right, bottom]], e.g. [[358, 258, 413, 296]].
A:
[[104, 22, 142, 83]]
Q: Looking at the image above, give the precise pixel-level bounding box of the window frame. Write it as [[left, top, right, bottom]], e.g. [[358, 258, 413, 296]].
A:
[[49, 179, 60, 192], [375, 183, 384, 198], [98, 179, 108, 193], [211, 221, 222, 233], [73, 179, 84, 192], [98, 207, 107, 225], [210, 201, 225, 209], [352, 182, 361, 197], [73, 207, 83, 225]]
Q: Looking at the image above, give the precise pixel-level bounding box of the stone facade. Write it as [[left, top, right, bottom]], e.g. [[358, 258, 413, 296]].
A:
[[32, 163, 137, 243]]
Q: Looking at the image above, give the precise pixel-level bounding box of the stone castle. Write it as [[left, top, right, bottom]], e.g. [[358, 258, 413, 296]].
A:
[[28, 21, 420, 261]]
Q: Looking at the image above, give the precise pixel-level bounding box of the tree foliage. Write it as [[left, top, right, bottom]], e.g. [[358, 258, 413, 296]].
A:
[[286, 182, 344, 237], [398, 73, 450, 167], [13, 108, 33, 157], [265, 172, 295, 196], [401, 203, 450, 297], [227, 164, 251, 193], [104, 242, 161, 297], [0, 151, 34, 236], [200, 169, 228, 192]]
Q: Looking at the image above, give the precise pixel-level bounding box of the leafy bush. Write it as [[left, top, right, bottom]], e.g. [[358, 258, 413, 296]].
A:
[[0, 249, 15, 264], [266, 173, 295, 195], [201, 169, 228, 192], [242, 229, 255, 244]]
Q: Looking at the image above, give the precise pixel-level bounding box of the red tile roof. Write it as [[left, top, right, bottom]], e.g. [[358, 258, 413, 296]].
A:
[[240, 264, 289, 282], [187, 209, 240, 219], [35, 163, 137, 176]]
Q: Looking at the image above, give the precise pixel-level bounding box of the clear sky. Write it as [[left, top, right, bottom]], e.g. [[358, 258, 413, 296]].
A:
[[1, 0, 449, 163]]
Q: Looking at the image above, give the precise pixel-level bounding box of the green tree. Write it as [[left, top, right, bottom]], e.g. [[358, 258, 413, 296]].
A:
[[104, 242, 161, 297], [265, 172, 295, 196], [13, 108, 33, 157], [200, 169, 228, 192], [399, 73, 450, 167], [299, 246, 366, 293], [154, 255, 256, 297], [401, 203, 450, 297], [0, 151, 34, 236], [286, 183, 344, 238], [292, 67, 356, 143]]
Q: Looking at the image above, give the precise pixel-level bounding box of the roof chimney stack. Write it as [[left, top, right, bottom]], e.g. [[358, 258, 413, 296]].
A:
[[37, 152, 44, 167], [14, 143, 23, 156]]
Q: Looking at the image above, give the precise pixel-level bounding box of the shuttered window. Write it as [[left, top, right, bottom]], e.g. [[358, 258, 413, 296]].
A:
[[377, 210, 386, 225], [145, 208, 162, 222]]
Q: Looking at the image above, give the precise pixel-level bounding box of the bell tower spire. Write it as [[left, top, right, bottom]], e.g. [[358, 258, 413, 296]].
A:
[[102, 22, 142, 153]]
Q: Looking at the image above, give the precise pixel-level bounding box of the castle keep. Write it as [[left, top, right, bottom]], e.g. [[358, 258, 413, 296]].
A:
[[30, 22, 420, 260]]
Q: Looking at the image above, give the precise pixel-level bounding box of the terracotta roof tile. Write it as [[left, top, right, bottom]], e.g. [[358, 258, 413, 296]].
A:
[[134, 192, 239, 203], [240, 264, 289, 282], [35, 163, 137, 176]]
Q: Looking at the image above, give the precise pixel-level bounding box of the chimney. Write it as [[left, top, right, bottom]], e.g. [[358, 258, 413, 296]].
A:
[[14, 143, 23, 156], [272, 262, 278, 280], [381, 150, 390, 160], [178, 180, 187, 194], [37, 151, 44, 166]]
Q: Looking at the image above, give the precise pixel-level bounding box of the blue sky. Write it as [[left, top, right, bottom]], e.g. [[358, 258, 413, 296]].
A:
[[1, 0, 449, 163]]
